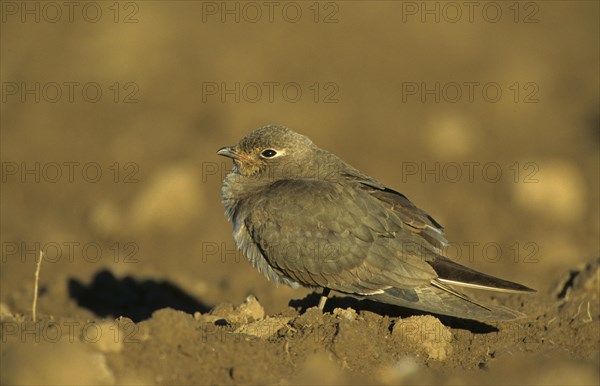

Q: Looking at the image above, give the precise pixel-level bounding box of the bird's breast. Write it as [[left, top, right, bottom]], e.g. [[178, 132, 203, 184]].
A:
[[221, 176, 302, 289]]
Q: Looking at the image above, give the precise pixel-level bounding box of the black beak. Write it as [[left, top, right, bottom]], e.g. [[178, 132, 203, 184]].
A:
[[217, 146, 238, 159]]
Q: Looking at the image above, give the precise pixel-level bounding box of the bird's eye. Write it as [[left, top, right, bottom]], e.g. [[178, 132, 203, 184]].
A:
[[261, 149, 278, 158]]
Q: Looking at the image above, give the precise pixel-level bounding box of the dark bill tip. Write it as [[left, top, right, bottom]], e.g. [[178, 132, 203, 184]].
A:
[[217, 146, 238, 159]]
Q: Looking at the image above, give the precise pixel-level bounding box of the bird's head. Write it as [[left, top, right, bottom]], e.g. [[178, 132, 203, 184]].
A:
[[217, 125, 322, 180]]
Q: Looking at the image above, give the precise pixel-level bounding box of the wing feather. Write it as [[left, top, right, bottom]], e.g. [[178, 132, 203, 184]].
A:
[[242, 179, 439, 294]]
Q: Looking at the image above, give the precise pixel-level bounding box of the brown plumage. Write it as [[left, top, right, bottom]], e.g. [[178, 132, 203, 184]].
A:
[[218, 124, 535, 321]]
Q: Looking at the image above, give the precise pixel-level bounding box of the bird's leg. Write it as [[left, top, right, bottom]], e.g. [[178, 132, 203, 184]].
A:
[[317, 288, 331, 311]]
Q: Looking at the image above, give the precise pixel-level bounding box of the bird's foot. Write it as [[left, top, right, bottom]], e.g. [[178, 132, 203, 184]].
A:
[[317, 288, 331, 311]]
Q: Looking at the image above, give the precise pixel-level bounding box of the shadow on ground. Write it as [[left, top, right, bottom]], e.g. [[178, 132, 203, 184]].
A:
[[289, 291, 499, 333], [68, 269, 211, 322]]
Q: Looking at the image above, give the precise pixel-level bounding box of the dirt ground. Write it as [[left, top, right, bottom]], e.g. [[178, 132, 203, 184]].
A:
[[1, 2, 599, 385]]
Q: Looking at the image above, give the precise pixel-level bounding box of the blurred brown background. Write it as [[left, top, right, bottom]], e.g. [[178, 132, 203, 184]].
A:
[[1, 1, 598, 384]]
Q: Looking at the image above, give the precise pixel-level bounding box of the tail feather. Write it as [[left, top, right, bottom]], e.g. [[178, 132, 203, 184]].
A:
[[430, 279, 491, 311], [430, 256, 536, 293], [368, 257, 535, 321], [370, 285, 526, 321]]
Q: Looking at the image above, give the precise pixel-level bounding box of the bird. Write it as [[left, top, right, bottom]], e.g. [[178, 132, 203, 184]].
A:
[[217, 124, 535, 321]]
